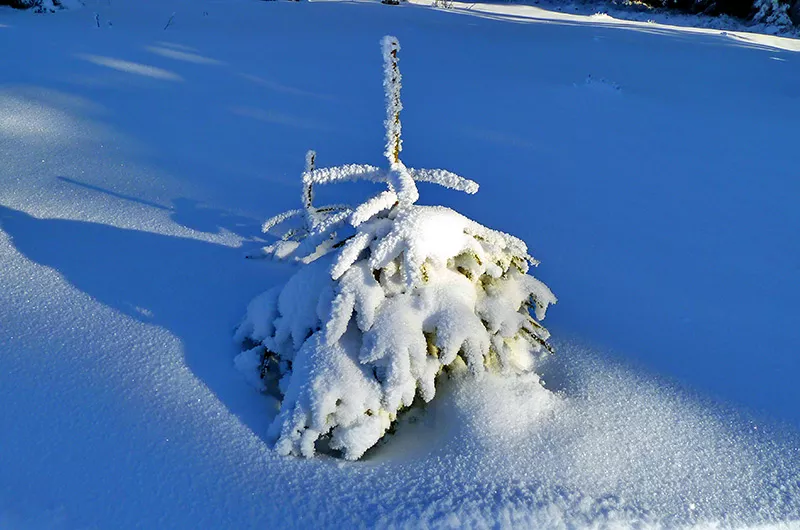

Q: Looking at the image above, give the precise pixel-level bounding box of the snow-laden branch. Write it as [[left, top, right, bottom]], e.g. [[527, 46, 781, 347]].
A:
[[408, 167, 479, 195]]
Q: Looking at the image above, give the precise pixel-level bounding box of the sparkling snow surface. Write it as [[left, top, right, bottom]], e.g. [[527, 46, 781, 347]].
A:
[[1, 0, 800, 528]]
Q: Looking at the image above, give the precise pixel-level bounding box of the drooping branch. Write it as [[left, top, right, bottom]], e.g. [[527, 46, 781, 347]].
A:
[[408, 168, 479, 195]]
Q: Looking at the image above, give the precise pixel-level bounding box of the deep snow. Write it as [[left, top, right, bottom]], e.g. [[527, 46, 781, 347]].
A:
[[1, 0, 800, 527]]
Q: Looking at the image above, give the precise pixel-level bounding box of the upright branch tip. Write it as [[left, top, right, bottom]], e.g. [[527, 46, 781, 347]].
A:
[[303, 150, 317, 224], [305, 150, 317, 173], [381, 36, 402, 165]]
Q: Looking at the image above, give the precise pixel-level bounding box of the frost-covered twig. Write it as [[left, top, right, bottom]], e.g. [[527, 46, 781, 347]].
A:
[[408, 168, 479, 194], [382, 36, 402, 165]]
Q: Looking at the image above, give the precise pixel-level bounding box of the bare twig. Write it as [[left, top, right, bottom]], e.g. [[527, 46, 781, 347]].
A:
[[164, 12, 176, 30]]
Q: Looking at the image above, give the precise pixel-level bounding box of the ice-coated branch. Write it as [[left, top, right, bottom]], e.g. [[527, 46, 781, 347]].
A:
[[302, 164, 384, 187], [303, 150, 317, 213], [408, 168, 479, 195], [301, 149, 332, 231], [262, 209, 304, 235], [258, 36, 481, 251], [351, 190, 398, 227], [382, 36, 402, 165], [387, 163, 419, 205]]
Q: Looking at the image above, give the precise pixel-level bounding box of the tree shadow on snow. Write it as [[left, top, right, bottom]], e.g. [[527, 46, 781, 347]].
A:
[[56, 176, 265, 242], [0, 202, 286, 443]]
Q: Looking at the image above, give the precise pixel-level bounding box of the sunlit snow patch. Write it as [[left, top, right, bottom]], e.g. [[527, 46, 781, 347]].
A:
[[0, 94, 81, 143], [76, 54, 183, 82]]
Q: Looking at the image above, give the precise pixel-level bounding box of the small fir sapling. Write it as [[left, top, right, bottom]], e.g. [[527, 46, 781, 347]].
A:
[[235, 36, 557, 460]]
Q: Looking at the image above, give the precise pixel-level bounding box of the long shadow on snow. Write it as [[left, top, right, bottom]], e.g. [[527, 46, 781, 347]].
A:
[[56, 176, 265, 242], [0, 203, 284, 442]]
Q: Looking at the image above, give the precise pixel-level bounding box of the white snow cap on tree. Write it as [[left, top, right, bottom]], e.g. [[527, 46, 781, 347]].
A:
[[236, 35, 556, 460]]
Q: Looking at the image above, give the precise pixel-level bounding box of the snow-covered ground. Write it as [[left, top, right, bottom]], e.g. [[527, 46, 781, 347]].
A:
[[2, 0, 799, 528], [446, 0, 800, 38]]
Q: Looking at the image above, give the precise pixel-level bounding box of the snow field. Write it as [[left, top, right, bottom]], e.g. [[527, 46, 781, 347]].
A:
[[1, 0, 799, 527]]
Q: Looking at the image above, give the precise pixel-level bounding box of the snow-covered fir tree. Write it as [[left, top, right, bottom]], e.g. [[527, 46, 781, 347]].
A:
[[1, 0, 74, 12], [752, 0, 794, 26], [235, 36, 556, 460]]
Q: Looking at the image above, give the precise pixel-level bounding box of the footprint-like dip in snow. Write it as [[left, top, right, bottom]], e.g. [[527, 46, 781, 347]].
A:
[[579, 75, 623, 94]]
